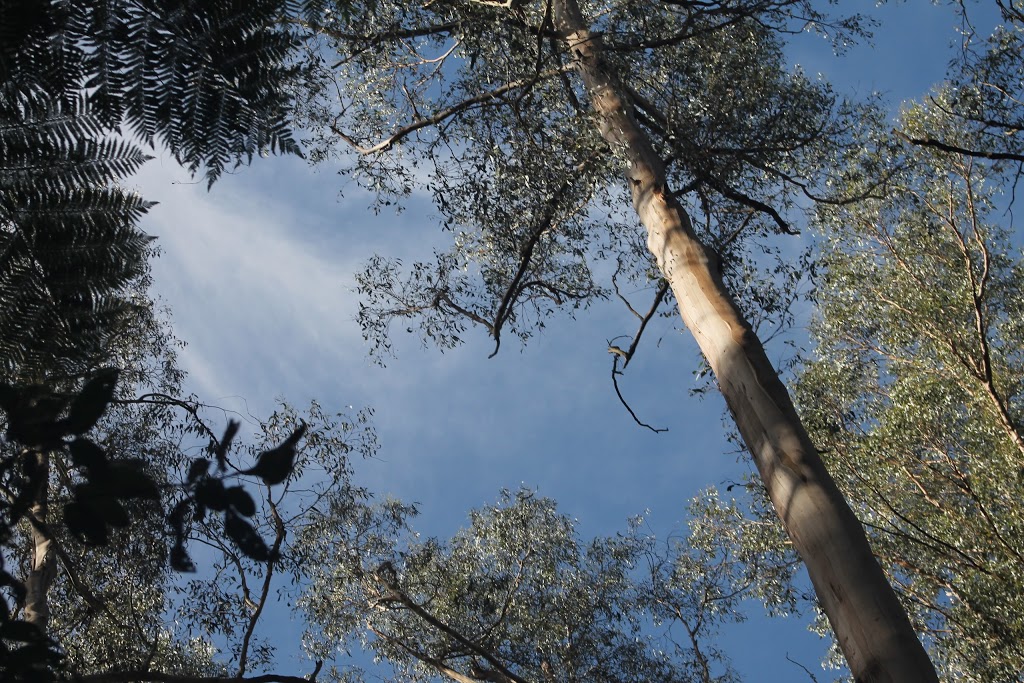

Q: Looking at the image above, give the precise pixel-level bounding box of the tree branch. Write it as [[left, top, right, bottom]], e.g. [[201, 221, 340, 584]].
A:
[[237, 495, 288, 677], [368, 625, 484, 683], [79, 663, 322, 683], [608, 356, 668, 433], [488, 181, 573, 357], [437, 291, 496, 331], [331, 66, 571, 155], [700, 173, 797, 234], [608, 272, 670, 369], [368, 568, 532, 683], [286, 17, 461, 47], [896, 129, 1024, 163], [117, 393, 223, 455]]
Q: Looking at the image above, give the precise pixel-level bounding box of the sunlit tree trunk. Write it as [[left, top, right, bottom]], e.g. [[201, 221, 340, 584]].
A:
[[23, 449, 57, 631], [553, 1, 937, 680]]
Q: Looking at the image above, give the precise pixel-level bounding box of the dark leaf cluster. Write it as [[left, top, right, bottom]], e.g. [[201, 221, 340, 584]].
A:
[[0, 369, 306, 679], [0, 92, 155, 380], [167, 418, 307, 571], [0, 370, 127, 681], [0, 370, 150, 554], [0, 1, 321, 679]]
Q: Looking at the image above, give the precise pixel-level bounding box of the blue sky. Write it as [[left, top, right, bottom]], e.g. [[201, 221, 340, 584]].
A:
[[131, 2, 1004, 681]]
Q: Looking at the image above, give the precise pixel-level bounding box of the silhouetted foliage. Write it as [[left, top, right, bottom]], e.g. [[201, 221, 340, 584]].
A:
[[0, 370, 304, 681], [168, 419, 307, 571]]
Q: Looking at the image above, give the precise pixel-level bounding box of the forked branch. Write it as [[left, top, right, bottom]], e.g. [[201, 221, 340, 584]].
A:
[[366, 567, 532, 683]]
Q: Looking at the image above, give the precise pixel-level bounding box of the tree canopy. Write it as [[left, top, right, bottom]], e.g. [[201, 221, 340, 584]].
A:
[[5, 2, 1024, 683], [292, 1, 936, 678], [299, 487, 802, 683], [784, 10, 1024, 680]]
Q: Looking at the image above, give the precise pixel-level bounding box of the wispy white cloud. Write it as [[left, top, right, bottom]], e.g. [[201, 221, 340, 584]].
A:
[[135, 154, 409, 400], [130, 150, 736, 532]]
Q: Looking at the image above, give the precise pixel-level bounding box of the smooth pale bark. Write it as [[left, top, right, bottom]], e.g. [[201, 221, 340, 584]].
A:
[[23, 449, 57, 630], [552, 1, 938, 681]]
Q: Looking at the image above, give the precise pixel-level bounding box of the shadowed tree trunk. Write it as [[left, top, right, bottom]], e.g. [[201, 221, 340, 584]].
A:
[[23, 449, 56, 630]]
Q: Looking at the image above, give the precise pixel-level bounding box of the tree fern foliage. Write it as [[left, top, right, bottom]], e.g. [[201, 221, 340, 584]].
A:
[[0, 83, 154, 380], [0, 0, 323, 380], [1, 0, 312, 182]]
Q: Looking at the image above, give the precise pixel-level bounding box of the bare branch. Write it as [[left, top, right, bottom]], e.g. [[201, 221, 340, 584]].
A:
[[700, 173, 797, 234], [608, 356, 668, 433], [785, 653, 820, 683], [608, 274, 670, 369]]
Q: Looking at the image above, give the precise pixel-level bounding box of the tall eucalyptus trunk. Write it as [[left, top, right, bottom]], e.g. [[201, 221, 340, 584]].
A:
[[553, 0, 936, 680]]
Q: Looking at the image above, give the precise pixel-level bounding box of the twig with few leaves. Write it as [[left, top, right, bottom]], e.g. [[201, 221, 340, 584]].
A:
[[607, 270, 670, 369], [608, 355, 667, 433]]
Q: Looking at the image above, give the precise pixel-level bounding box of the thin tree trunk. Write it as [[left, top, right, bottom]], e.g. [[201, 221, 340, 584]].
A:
[[23, 448, 57, 631], [552, 2, 938, 680]]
